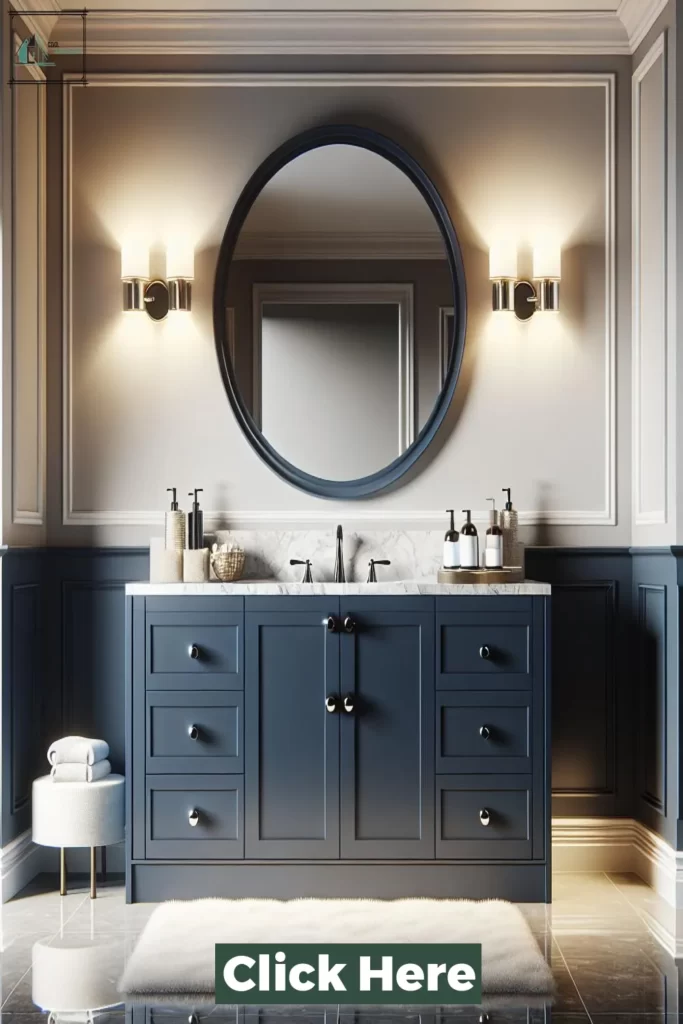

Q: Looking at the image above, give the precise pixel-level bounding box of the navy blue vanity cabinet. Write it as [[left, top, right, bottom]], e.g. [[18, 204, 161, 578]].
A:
[[339, 598, 434, 858], [127, 592, 550, 902], [244, 598, 340, 859]]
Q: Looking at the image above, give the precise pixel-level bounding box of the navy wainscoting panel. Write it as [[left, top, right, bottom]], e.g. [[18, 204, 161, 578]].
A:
[[1, 549, 49, 846], [4, 544, 678, 851], [631, 549, 679, 847], [525, 548, 634, 818], [49, 548, 148, 777]]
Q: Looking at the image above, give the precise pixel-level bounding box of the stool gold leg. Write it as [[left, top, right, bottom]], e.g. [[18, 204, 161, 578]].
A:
[[59, 848, 66, 896], [90, 847, 96, 899]]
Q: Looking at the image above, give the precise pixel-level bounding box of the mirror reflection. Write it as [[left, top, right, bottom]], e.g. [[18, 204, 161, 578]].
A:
[[225, 143, 455, 481]]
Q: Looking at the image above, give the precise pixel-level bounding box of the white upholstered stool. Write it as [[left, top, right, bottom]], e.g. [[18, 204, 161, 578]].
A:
[[32, 774, 124, 898]]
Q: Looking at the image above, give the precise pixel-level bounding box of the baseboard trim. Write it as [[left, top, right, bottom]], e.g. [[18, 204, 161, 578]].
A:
[[0, 829, 43, 903], [552, 817, 683, 905]]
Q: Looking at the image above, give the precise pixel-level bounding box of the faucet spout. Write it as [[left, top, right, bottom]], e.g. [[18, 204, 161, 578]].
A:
[[334, 524, 345, 583]]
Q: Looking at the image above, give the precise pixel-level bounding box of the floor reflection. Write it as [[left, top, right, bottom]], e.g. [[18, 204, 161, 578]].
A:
[[2, 872, 683, 1022]]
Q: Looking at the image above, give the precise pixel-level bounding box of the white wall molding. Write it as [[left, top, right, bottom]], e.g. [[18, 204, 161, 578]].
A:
[[62, 72, 616, 531], [53, 9, 633, 57], [619, 0, 669, 53], [10, 0, 60, 45], [0, 829, 42, 904], [11, 35, 46, 529], [632, 33, 668, 531], [553, 817, 683, 911]]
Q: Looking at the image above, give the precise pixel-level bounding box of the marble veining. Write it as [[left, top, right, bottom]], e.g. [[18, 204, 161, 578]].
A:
[[188, 529, 523, 583], [127, 580, 550, 595]]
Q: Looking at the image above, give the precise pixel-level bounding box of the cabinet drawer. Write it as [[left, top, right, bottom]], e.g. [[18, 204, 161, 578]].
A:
[[437, 613, 531, 689], [146, 612, 243, 689], [437, 691, 531, 773], [146, 691, 242, 773], [436, 775, 533, 859], [146, 775, 244, 859]]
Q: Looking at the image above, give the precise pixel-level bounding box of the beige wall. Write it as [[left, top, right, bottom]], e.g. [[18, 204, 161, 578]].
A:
[[46, 68, 633, 546]]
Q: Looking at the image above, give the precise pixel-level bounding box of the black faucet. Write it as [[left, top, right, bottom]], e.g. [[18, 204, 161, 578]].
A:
[[334, 525, 345, 583]]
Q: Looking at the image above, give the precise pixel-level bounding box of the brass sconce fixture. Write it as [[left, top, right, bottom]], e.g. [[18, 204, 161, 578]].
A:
[[489, 244, 561, 321], [121, 244, 193, 320]]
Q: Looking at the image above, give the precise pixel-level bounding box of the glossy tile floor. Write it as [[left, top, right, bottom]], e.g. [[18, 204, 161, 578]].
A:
[[2, 871, 683, 1022]]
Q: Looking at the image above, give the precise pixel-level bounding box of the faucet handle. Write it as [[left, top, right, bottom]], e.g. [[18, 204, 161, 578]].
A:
[[290, 558, 313, 583], [367, 559, 391, 583]]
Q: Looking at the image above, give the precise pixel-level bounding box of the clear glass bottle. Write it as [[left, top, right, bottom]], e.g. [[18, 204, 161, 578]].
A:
[[484, 498, 503, 568]]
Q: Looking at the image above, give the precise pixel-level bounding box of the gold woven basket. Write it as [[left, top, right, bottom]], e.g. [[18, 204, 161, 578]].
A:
[[211, 549, 246, 583]]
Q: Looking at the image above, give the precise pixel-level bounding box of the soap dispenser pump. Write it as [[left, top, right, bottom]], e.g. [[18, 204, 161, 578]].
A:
[[460, 510, 479, 569], [484, 498, 504, 568], [187, 489, 204, 550], [164, 487, 186, 552], [443, 510, 460, 569]]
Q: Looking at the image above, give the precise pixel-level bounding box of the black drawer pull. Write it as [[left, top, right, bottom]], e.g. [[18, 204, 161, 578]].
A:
[[323, 616, 339, 633], [479, 725, 491, 740], [188, 724, 199, 741], [479, 808, 491, 827], [188, 808, 200, 827], [188, 644, 200, 660], [343, 616, 356, 634], [479, 645, 491, 660], [342, 694, 355, 714], [325, 694, 340, 713]]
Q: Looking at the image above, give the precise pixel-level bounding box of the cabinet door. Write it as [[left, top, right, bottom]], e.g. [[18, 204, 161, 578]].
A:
[[339, 602, 434, 859], [245, 603, 340, 858]]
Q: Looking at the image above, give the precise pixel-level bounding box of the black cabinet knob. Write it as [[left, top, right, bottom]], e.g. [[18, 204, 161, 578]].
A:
[[188, 644, 200, 660], [325, 695, 340, 713], [323, 616, 339, 633], [479, 725, 491, 740], [342, 694, 355, 713], [343, 616, 356, 634], [479, 645, 491, 660], [188, 724, 199, 741], [479, 808, 491, 827]]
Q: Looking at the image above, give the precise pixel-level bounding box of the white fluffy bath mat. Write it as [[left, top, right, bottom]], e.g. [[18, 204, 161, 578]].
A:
[[120, 898, 553, 998]]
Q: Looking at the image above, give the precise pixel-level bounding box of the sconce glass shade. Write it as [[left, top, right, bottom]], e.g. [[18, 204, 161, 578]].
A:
[[168, 278, 192, 312], [533, 245, 561, 280], [120, 244, 149, 281], [489, 243, 517, 281], [167, 245, 194, 280]]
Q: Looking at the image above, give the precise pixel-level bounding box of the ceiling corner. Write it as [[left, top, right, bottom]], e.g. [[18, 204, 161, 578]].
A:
[[10, 0, 61, 40], [618, 0, 669, 51]]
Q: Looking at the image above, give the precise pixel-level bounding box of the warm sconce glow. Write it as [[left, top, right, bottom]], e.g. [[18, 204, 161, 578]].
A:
[[489, 243, 562, 321], [120, 242, 194, 319]]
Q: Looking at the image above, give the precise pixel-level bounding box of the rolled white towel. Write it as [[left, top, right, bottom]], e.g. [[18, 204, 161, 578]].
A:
[[47, 736, 110, 767], [50, 760, 112, 783]]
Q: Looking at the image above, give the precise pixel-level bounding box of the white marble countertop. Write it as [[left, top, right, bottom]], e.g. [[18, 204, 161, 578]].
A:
[[126, 580, 551, 596]]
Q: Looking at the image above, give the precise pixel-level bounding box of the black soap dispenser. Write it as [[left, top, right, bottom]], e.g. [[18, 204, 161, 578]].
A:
[[460, 509, 479, 569], [187, 489, 204, 550]]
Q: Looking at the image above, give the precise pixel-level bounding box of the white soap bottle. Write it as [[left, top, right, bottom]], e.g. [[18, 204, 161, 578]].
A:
[[484, 498, 504, 568], [459, 510, 479, 569], [443, 509, 460, 569]]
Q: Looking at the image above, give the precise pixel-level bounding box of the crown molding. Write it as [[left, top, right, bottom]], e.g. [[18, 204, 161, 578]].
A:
[[235, 232, 446, 261], [619, 0, 669, 52], [10, 0, 60, 42], [53, 9, 632, 56]]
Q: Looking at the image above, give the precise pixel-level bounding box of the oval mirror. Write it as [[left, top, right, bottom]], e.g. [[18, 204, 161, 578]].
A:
[[213, 126, 467, 499]]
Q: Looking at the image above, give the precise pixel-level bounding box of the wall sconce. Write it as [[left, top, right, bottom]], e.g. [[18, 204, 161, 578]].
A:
[[489, 245, 561, 321], [121, 244, 193, 320]]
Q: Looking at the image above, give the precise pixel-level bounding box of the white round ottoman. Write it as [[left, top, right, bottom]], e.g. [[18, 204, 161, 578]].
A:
[[32, 774, 124, 898]]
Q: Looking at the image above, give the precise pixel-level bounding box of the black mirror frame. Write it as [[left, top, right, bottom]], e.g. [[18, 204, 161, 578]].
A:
[[213, 124, 467, 500]]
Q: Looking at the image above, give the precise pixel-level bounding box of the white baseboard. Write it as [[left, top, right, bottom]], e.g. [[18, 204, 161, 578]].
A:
[[552, 817, 683, 907], [0, 829, 43, 903]]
